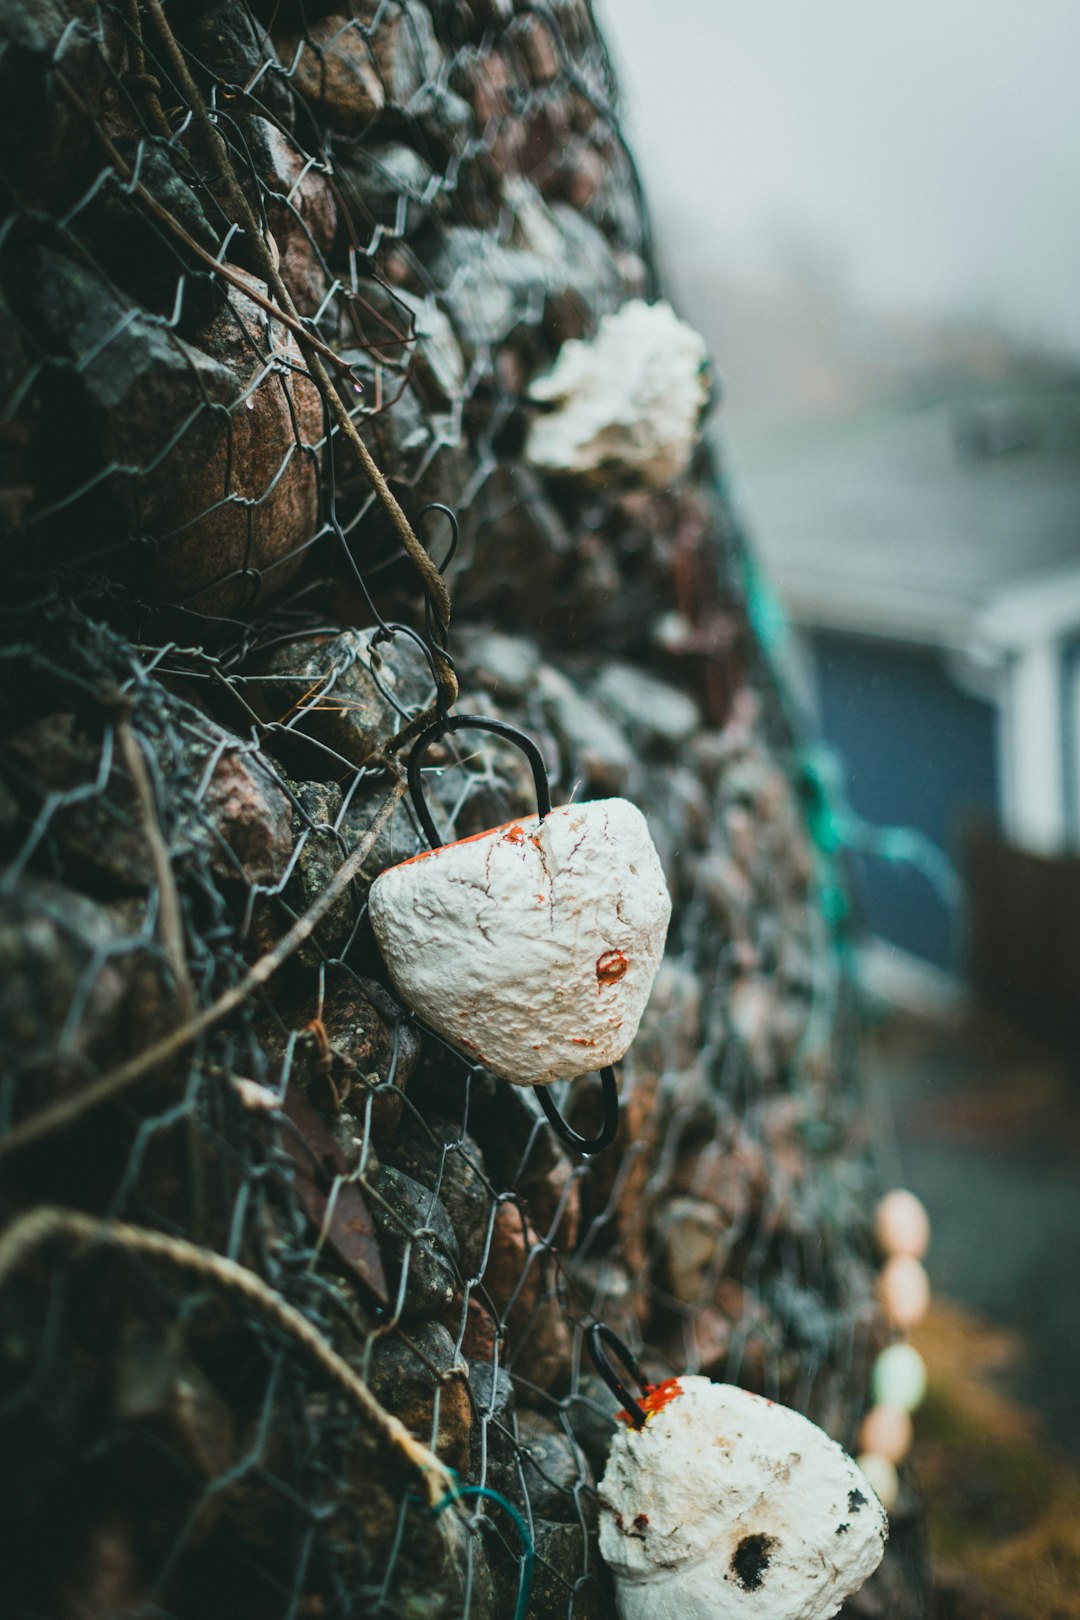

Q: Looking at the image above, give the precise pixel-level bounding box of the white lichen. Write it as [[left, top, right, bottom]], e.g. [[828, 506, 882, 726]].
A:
[[525, 299, 710, 489]]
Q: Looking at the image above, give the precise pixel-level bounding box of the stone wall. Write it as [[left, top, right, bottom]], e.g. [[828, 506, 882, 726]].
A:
[[0, 3, 928, 1616]]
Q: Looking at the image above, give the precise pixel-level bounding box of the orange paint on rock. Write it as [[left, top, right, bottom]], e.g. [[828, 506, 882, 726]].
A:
[[392, 813, 541, 869], [617, 1376, 683, 1426], [596, 949, 629, 987]]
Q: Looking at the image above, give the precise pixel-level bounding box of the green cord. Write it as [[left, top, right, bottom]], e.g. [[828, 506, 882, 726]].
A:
[[432, 1482, 534, 1620]]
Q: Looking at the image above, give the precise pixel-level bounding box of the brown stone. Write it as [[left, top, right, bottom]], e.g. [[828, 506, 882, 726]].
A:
[[461, 1295, 499, 1363], [654, 1196, 735, 1307], [513, 13, 561, 83], [369, 1323, 472, 1473], [201, 742, 294, 890], [247, 118, 337, 315], [481, 1202, 570, 1396], [275, 15, 385, 135], [154, 277, 322, 615]]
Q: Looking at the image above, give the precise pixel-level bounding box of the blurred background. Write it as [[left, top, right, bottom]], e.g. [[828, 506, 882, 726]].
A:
[[601, 4, 1080, 1613]]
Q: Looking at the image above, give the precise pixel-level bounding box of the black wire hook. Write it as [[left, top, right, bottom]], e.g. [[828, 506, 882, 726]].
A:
[[406, 705, 620, 1158], [586, 1324, 649, 1429], [407, 712, 551, 849]]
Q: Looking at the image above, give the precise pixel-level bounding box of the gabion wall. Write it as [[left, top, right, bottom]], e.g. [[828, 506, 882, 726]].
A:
[[0, 3, 929, 1616]]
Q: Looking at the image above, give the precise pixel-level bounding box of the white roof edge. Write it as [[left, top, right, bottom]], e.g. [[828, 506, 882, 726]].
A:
[[775, 579, 975, 650], [975, 562, 1080, 649]]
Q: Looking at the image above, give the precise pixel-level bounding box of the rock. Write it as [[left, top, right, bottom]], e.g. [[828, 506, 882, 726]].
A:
[[515, 1410, 591, 1522], [428, 189, 620, 354], [456, 630, 543, 704], [523, 1520, 607, 1620], [0, 0, 119, 213], [369, 1165, 459, 1321], [0, 878, 168, 1123], [567, 1260, 646, 1347], [177, 1, 293, 126], [481, 1199, 533, 1322], [386, 1114, 490, 1280], [390, 1502, 498, 1620], [20, 248, 321, 613], [112, 1320, 235, 1482], [69, 138, 225, 332], [598, 1379, 888, 1620], [655, 1197, 735, 1308], [261, 628, 432, 770], [335, 140, 439, 233], [468, 1359, 518, 1497], [282, 780, 355, 968], [304, 972, 420, 1146], [526, 300, 710, 490], [592, 664, 701, 754], [388, 287, 467, 415], [536, 666, 635, 795], [461, 1296, 499, 1363], [368, 798, 672, 1088], [368, 0, 445, 107], [201, 741, 294, 890], [2, 708, 292, 900], [511, 1292, 572, 1399], [369, 1321, 472, 1472], [275, 15, 385, 134], [480, 1202, 570, 1395], [242, 117, 337, 314]]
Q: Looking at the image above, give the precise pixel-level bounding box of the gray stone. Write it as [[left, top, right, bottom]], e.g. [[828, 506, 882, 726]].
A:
[[593, 663, 701, 753], [336, 141, 439, 232], [515, 1410, 592, 1523], [262, 628, 432, 771], [536, 665, 634, 795], [369, 1165, 460, 1321], [369, 1321, 472, 1472]]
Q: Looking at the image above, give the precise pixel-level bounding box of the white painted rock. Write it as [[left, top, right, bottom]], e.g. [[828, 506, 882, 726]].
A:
[[368, 798, 671, 1087], [525, 299, 710, 490], [598, 1377, 887, 1620]]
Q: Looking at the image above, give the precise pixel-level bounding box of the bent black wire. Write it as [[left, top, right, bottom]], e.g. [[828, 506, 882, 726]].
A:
[[406, 711, 551, 849], [587, 1323, 648, 1430]]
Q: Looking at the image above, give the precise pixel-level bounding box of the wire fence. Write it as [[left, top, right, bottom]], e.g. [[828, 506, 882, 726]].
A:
[[0, 4, 909, 1617]]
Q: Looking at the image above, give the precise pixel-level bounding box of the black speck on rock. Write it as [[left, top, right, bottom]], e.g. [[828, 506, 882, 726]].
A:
[[731, 1533, 779, 1592], [849, 1488, 868, 1514]]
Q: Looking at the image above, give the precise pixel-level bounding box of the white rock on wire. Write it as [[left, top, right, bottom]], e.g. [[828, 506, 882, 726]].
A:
[[598, 1377, 888, 1620], [368, 797, 671, 1087], [525, 299, 710, 490]]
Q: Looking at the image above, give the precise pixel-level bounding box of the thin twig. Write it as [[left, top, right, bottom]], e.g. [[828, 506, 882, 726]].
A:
[[0, 1206, 455, 1505], [0, 774, 407, 1159], [118, 718, 196, 1017]]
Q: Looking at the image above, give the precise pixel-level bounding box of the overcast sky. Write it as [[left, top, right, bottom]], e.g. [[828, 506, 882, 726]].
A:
[[597, 0, 1080, 354]]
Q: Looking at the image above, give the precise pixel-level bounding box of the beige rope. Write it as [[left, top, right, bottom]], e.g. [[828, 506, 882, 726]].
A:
[[0, 1206, 455, 1505]]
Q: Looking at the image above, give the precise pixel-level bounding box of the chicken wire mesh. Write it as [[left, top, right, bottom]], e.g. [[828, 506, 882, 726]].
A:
[[0, 3, 929, 1618]]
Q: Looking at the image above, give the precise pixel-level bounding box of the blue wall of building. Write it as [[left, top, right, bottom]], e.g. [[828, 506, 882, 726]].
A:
[[809, 630, 999, 971]]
